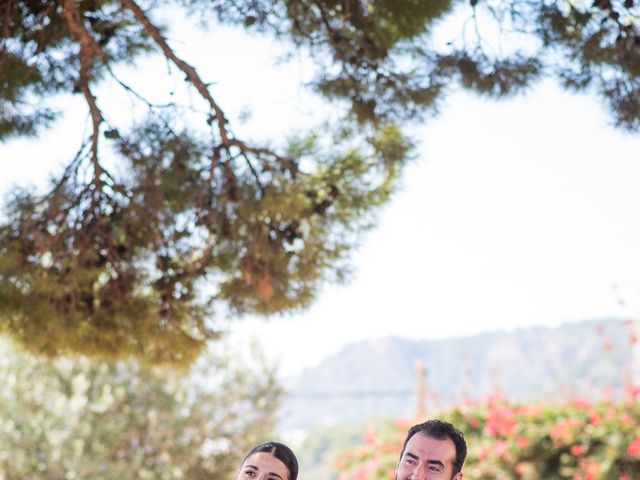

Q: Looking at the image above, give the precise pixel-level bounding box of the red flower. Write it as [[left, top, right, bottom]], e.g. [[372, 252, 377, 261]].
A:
[[351, 459, 379, 480], [468, 416, 480, 429], [571, 444, 586, 457], [478, 447, 489, 461], [485, 406, 517, 437], [550, 418, 580, 445], [621, 413, 635, 427], [492, 440, 509, 459], [626, 383, 640, 401], [515, 463, 533, 476], [363, 427, 376, 446], [573, 398, 591, 411], [627, 436, 640, 457]]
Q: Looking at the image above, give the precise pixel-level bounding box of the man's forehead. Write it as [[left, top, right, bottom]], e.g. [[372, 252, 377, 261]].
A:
[[403, 433, 456, 462]]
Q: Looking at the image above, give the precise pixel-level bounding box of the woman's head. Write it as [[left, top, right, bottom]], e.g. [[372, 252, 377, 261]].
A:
[[237, 441, 298, 480]]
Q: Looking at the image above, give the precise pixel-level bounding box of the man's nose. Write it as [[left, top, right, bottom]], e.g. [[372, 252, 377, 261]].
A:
[[411, 469, 427, 480]]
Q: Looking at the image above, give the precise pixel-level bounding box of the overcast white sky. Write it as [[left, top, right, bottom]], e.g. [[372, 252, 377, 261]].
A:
[[231, 79, 640, 375], [2, 17, 640, 376]]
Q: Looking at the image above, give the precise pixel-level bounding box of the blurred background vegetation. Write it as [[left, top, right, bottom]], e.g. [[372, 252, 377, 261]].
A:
[[0, 338, 280, 479]]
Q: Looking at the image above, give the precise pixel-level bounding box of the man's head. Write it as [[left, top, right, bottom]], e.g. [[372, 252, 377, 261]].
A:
[[395, 419, 467, 480]]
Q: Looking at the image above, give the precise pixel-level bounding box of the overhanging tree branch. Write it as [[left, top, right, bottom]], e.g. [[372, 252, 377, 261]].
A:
[[61, 0, 107, 186], [1, 0, 11, 40], [119, 0, 293, 193], [120, 0, 233, 145]]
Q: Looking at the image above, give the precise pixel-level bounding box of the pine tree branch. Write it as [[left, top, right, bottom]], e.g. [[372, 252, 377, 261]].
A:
[[239, 151, 266, 195], [0, 0, 13, 69], [47, 138, 91, 198], [61, 0, 107, 187], [119, 0, 232, 145], [34, 2, 59, 54], [118, 0, 293, 195], [1, 0, 11, 40], [106, 64, 176, 110], [226, 138, 289, 162]]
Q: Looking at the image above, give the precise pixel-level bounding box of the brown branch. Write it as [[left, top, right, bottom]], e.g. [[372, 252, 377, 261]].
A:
[[61, 0, 107, 186], [0, 0, 13, 68], [1, 0, 11, 40], [47, 138, 91, 198], [34, 1, 59, 54], [239, 151, 266, 195], [120, 0, 297, 197], [120, 0, 232, 144], [226, 138, 285, 160], [106, 64, 176, 109]]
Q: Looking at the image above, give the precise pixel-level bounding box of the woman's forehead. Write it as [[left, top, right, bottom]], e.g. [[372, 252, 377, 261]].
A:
[[242, 451, 290, 478]]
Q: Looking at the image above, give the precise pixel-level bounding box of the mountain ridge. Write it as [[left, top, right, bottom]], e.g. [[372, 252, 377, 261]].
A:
[[278, 318, 633, 430]]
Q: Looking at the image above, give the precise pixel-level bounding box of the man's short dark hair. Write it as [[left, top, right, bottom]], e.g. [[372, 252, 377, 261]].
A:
[[399, 419, 467, 476]]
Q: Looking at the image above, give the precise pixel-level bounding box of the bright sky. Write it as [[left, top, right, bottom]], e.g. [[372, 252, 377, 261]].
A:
[[2, 14, 640, 376], [233, 80, 640, 375]]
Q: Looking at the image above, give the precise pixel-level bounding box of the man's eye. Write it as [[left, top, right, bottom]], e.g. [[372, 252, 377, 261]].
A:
[[428, 466, 442, 472], [405, 459, 417, 465]]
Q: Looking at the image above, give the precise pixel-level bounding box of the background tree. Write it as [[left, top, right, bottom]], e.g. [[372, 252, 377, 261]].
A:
[[0, 338, 280, 479], [0, 0, 638, 365]]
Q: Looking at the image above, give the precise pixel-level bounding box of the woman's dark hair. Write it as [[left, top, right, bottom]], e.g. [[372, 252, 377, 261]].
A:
[[242, 441, 299, 480]]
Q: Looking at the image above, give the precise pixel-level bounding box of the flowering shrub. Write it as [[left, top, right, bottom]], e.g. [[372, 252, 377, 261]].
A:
[[333, 396, 640, 480]]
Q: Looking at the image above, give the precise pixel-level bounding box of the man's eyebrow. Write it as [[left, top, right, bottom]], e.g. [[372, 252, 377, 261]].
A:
[[403, 452, 446, 469]]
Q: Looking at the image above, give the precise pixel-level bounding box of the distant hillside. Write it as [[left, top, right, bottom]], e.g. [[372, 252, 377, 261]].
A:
[[278, 318, 633, 431]]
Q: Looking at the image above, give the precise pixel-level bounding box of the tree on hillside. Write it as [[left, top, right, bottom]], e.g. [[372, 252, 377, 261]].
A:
[[0, 339, 280, 479], [1, 0, 639, 365]]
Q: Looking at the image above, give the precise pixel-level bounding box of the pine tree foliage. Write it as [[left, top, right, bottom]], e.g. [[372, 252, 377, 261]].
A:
[[0, 0, 639, 365]]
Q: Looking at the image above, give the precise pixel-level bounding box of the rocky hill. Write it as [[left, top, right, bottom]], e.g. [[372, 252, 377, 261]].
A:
[[278, 318, 634, 431]]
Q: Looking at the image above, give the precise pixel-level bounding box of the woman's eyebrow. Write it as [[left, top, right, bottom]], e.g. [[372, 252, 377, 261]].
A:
[[244, 466, 284, 479]]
